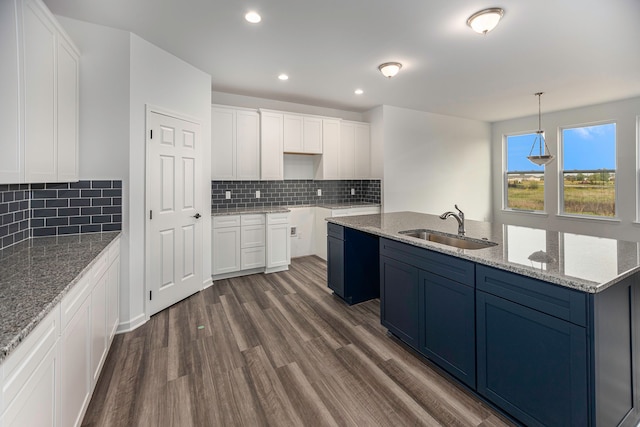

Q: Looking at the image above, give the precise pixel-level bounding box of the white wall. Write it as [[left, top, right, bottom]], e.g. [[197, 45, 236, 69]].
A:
[[492, 96, 640, 241], [129, 34, 212, 327], [363, 106, 384, 180], [381, 105, 492, 222]]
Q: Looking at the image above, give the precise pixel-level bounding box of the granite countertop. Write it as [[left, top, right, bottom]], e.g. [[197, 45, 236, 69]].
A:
[[0, 232, 120, 362], [327, 211, 640, 294], [211, 202, 380, 216]]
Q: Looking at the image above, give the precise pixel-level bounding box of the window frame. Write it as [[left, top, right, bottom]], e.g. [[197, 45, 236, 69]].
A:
[[558, 120, 618, 220], [503, 131, 547, 214]]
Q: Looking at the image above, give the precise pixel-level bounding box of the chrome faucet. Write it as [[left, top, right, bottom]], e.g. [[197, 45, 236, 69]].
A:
[[439, 205, 465, 235]]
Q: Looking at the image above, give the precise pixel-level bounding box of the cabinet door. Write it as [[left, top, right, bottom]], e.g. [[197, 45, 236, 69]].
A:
[[107, 254, 120, 342], [420, 271, 475, 388], [380, 255, 420, 349], [476, 291, 588, 427], [327, 235, 344, 297], [339, 122, 355, 179], [267, 223, 290, 268], [303, 116, 323, 153], [283, 114, 303, 152], [316, 119, 340, 180], [22, 0, 57, 183], [354, 123, 370, 178], [60, 296, 91, 427], [212, 226, 241, 275], [236, 110, 260, 180], [211, 107, 236, 180], [56, 36, 79, 182], [260, 112, 283, 180], [91, 271, 108, 384]]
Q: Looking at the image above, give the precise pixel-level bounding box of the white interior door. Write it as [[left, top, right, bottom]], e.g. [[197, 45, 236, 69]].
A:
[[147, 111, 203, 315]]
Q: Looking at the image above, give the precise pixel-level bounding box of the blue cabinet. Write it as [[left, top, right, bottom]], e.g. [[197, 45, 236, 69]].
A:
[[327, 223, 379, 305], [380, 238, 476, 386]]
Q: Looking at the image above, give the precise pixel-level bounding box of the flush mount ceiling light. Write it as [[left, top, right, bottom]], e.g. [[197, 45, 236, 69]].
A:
[[527, 92, 555, 166], [378, 62, 402, 78], [278, 74, 289, 81], [245, 11, 261, 24], [467, 8, 504, 34]]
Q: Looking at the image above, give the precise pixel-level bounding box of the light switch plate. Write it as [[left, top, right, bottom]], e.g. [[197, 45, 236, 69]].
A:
[[255, 190, 260, 198], [225, 190, 231, 199]]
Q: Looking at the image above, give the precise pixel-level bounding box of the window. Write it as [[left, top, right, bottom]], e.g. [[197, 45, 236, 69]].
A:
[[561, 123, 616, 217], [505, 133, 545, 211]]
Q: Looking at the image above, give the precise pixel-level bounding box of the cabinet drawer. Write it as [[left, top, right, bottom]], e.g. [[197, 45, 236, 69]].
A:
[[241, 247, 266, 270], [241, 214, 265, 226], [327, 222, 344, 240], [213, 215, 241, 228], [380, 238, 474, 287], [241, 225, 265, 248], [60, 273, 92, 329], [267, 213, 289, 225], [476, 265, 587, 327]]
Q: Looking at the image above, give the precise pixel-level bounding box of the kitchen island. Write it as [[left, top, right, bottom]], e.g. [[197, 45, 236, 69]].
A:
[[327, 212, 640, 427]]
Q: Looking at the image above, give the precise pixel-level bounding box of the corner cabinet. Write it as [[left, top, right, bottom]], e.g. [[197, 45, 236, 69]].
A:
[[339, 121, 371, 179], [266, 212, 290, 273], [211, 105, 260, 180], [0, 0, 79, 184], [260, 110, 284, 180]]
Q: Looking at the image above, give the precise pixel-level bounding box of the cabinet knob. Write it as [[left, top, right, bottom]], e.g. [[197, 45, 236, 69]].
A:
[[193, 213, 201, 219]]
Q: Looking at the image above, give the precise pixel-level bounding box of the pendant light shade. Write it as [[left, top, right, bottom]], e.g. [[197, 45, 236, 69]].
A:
[[527, 92, 555, 166]]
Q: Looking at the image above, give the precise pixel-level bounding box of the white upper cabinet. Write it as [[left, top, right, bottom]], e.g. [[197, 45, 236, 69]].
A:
[[315, 118, 340, 180], [211, 105, 260, 180], [283, 113, 323, 154], [260, 110, 284, 180], [0, 0, 80, 184], [340, 121, 371, 179]]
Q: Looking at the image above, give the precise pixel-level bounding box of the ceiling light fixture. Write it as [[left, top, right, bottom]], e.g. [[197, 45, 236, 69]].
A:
[[527, 92, 555, 166], [378, 62, 402, 78], [466, 8, 504, 34], [245, 11, 261, 24], [354, 89, 364, 95], [278, 74, 289, 81]]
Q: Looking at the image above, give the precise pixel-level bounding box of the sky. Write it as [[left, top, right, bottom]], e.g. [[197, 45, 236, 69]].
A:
[[507, 123, 616, 172]]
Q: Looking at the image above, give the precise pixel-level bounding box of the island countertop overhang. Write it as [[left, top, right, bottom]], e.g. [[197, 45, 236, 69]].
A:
[[326, 211, 640, 293]]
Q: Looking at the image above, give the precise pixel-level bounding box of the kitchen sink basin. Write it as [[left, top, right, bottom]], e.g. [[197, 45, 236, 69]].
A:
[[398, 229, 497, 250]]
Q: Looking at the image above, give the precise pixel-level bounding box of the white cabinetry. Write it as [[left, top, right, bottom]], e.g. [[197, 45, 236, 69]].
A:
[[315, 119, 340, 180], [266, 213, 291, 272], [240, 215, 266, 270], [212, 216, 241, 276], [211, 106, 260, 180], [339, 121, 371, 179], [314, 206, 380, 260], [283, 114, 323, 154], [106, 240, 120, 342], [260, 111, 284, 180], [0, 236, 120, 427], [0, 0, 79, 184]]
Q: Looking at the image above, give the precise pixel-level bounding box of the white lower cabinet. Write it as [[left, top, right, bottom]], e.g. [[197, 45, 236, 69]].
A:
[[266, 213, 290, 272], [314, 206, 380, 260], [0, 236, 120, 427], [212, 213, 290, 279]]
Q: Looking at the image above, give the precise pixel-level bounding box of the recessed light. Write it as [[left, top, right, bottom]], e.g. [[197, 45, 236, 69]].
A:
[[278, 74, 289, 81], [354, 89, 364, 95], [245, 11, 261, 24]]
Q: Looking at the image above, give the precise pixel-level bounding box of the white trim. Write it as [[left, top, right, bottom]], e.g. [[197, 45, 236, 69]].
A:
[[202, 277, 213, 289], [556, 213, 621, 224], [115, 313, 147, 334], [501, 209, 549, 218]]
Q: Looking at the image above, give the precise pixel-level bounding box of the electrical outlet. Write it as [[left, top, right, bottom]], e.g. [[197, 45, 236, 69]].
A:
[[225, 190, 231, 199], [290, 226, 297, 236], [255, 190, 260, 198], [317, 189, 322, 196], [351, 188, 355, 195]]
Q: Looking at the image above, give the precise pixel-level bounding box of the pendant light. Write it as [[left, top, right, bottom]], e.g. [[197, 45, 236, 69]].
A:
[[527, 92, 555, 166]]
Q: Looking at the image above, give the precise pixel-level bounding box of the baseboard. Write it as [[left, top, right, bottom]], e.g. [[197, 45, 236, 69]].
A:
[[116, 312, 147, 334], [265, 265, 289, 274], [203, 276, 213, 289]]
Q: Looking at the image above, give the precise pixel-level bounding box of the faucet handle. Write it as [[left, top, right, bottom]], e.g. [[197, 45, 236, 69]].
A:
[[454, 204, 464, 218]]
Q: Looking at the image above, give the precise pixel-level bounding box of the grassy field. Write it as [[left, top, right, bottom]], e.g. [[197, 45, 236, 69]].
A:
[[507, 181, 615, 216]]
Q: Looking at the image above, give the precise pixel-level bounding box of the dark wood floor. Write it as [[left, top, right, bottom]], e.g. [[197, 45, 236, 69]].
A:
[[82, 256, 513, 427]]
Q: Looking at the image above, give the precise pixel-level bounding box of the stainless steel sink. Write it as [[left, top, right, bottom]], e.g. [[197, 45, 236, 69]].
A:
[[398, 229, 497, 250]]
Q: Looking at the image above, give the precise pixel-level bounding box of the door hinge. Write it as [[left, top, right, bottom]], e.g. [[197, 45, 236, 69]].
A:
[[150, 210, 153, 220], [150, 129, 153, 139], [149, 290, 152, 300]]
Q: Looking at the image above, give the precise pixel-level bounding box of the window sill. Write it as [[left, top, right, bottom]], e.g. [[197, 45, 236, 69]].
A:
[[556, 213, 621, 224], [501, 209, 549, 218]]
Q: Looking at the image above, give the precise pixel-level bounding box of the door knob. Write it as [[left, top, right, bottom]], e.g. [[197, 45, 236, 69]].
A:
[[193, 213, 201, 219]]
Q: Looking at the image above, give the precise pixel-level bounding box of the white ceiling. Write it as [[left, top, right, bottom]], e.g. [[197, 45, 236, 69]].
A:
[[44, 0, 640, 122]]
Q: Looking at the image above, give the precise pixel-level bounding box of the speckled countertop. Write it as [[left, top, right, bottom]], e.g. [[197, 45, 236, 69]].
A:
[[0, 232, 120, 362], [327, 211, 640, 293], [211, 202, 380, 216]]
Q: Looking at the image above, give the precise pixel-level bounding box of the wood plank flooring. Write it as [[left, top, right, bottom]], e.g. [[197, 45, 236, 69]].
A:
[[82, 256, 514, 427]]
